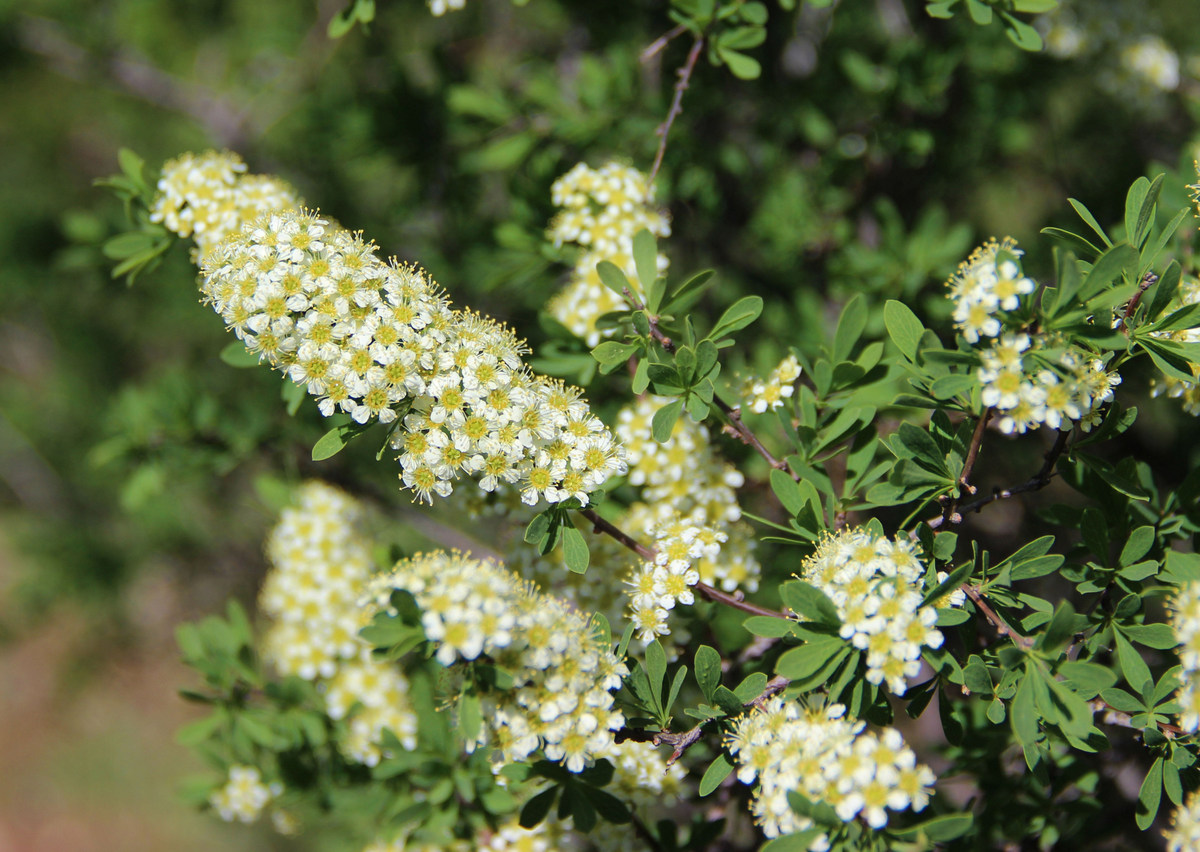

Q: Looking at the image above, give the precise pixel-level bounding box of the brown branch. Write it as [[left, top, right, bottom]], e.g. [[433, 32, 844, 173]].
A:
[[578, 508, 789, 620], [1115, 271, 1159, 331], [649, 36, 704, 183], [640, 23, 689, 63], [927, 408, 992, 529], [962, 584, 1035, 651], [953, 427, 1072, 521], [717, 399, 789, 472]]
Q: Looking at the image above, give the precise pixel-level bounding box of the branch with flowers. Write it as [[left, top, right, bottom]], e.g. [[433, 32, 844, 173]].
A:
[[90, 3, 1200, 851]]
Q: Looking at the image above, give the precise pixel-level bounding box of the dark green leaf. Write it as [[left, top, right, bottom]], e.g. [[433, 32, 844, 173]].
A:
[[1114, 629, 1152, 694], [710, 296, 764, 341], [562, 524, 590, 574], [1136, 758, 1164, 831], [632, 229, 659, 295], [780, 581, 841, 627], [884, 300, 926, 361], [651, 398, 684, 443], [699, 754, 735, 797], [695, 645, 722, 702]]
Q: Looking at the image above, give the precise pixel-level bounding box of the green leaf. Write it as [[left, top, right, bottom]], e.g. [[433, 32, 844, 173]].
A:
[[694, 645, 722, 702], [710, 296, 764, 341], [1146, 261, 1182, 323], [742, 615, 798, 638], [562, 524, 590, 574], [312, 422, 369, 461], [1119, 526, 1156, 566], [667, 270, 715, 306], [519, 786, 558, 828], [218, 341, 261, 368], [884, 300, 927, 361], [1068, 198, 1113, 248], [595, 261, 632, 299], [930, 374, 976, 400], [645, 641, 667, 708], [1041, 228, 1100, 260], [780, 581, 841, 627], [922, 559, 973, 607], [1122, 623, 1177, 650], [699, 754, 735, 797], [893, 812, 974, 841], [524, 510, 552, 545], [717, 47, 761, 80], [651, 398, 684, 443], [1079, 242, 1138, 301], [632, 229, 659, 297], [1058, 661, 1117, 699], [1114, 629, 1153, 694], [760, 829, 826, 851], [775, 636, 846, 681], [1000, 13, 1042, 51], [832, 295, 867, 362], [1012, 672, 1039, 746], [458, 690, 482, 742], [591, 341, 639, 366], [1136, 757, 1164, 831]]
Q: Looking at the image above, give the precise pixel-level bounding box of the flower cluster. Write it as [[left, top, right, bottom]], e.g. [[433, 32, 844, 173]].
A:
[[626, 514, 727, 640], [1166, 790, 1200, 852], [1170, 580, 1200, 732], [1121, 35, 1181, 92], [978, 333, 1122, 434], [546, 161, 670, 346], [209, 765, 282, 824], [367, 551, 628, 772], [194, 203, 625, 505], [946, 238, 1036, 345], [1150, 275, 1200, 415], [150, 150, 302, 261], [741, 353, 802, 414], [429, 0, 467, 14], [945, 238, 1122, 434], [798, 526, 961, 695], [726, 698, 934, 841], [259, 481, 419, 766]]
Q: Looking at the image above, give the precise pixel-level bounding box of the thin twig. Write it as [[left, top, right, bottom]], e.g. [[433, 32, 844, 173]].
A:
[[953, 427, 1072, 521], [649, 36, 704, 183], [717, 399, 789, 472], [962, 585, 1035, 651], [640, 23, 689, 63], [929, 408, 992, 529], [1115, 271, 1159, 331], [578, 508, 789, 620]]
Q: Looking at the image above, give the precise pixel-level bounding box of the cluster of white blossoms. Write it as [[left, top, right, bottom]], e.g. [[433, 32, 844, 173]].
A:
[[1169, 579, 1200, 732], [155, 156, 627, 505], [946, 237, 1037, 345], [1150, 275, 1200, 416], [626, 514, 728, 640], [945, 238, 1122, 434], [428, 0, 467, 14], [150, 150, 303, 261], [726, 698, 935, 842], [1165, 790, 1200, 852], [366, 551, 628, 773], [977, 333, 1122, 435], [209, 765, 282, 824], [546, 161, 671, 346], [1121, 35, 1181, 92], [798, 527, 962, 695], [741, 353, 802, 414], [259, 481, 419, 766]]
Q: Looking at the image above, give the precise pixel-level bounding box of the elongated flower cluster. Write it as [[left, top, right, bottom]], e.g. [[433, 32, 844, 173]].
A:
[[946, 238, 1037, 345], [209, 765, 282, 824], [1150, 276, 1200, 415], [367, 551, 628, 772], [945, 238, 1122, 434], [194, 205, 624, 505], [741, 353, 802, 414], [259, 481, 419, 765], [547, 161, 670, 346], [726, 699, 934, 841], [799, 527, 961, 695], [1165, 789, 1200, 852], [626, 514, 727, 640], [150, 150, 302, 261], [978, 333, 1122, 434], [1169, 579, 1200, 732]]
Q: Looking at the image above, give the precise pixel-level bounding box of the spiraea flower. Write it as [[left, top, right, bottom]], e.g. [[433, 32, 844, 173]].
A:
[[946, 237, 1036, 344], [209, 765, 282, 824], [1170, 580, 1200, 732], [150, 150, 302, 260], [547, 161, 670, 346], [367, 551, 628, 773], [1121, 35, 1180, 92], [798, 526, 958, 695], [741, 353, 802, 414], [196, 205, 625, 505], [1165, 789, 1200, 852], [626, 514, 726, 640], [429, 0, 467, 14], [258, 481, 419, 766], [726, 698, 934, 841]]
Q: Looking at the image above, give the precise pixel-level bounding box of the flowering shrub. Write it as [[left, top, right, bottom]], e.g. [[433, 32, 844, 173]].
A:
[[86, 1, 1200, 851]]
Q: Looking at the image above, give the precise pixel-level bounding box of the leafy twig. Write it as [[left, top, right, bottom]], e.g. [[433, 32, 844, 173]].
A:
[[962, 584, 1035, 651], [717, 400, 789, 472], [954, 427, 1072, 521], [640, 23, 689, 63], [929, 407, 992, 529], [1115, 271, 1159, 331]]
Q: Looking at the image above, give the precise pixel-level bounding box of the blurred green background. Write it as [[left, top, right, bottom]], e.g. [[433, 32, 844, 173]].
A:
[[2, 0, 1200, 848]]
